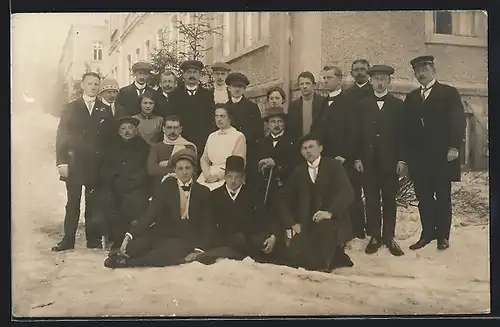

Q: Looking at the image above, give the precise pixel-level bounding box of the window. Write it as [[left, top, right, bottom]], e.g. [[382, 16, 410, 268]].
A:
[[136, 48, 141, 62], [425, 10, 487, 47], [217, 12, 270, 61], [93, 42, 103, 61], [127, 54, 132, 84]]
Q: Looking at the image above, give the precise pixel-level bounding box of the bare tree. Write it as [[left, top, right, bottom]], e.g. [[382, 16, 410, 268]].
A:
[[149, 13, 223, 89]]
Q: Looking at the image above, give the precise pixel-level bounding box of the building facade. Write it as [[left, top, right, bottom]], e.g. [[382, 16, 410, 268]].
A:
[[58, 21, 110, 101], [108, 11, 488, 170]]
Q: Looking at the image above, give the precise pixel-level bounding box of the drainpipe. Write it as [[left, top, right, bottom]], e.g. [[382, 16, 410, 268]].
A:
[[280, 12, 292, 112]]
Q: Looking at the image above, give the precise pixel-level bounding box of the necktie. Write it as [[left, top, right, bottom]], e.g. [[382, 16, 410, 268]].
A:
[[136, 88, 145, 96], [271, 136, 281, 142], [85, 101, 94, 112], [181, 185, 191, 192], [311, 167, 318, 183], [421, 86, 432, 100], [187, 89, 195, 96]]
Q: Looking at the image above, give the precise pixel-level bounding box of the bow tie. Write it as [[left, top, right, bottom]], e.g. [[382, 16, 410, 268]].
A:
[[187, 89, 197, 96], [181, 185, 191, 192], [375, 95, 387, 101]]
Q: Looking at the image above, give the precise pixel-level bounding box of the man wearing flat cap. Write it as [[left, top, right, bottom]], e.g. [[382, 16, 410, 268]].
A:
[[353, 65, 405, 257], [94, 116, 151, 251], [196, 155, 282, 264], [282, 133, 355, 273], [211, 61, 231, 104], [116, 61, 157, 116], [98, 77, 127, 119], [169, 59, 216, 156], [251, 106, 302, 252], [225, 72, 264, 178], [402, 55, 465, 252], [104, 148, 217, 268]]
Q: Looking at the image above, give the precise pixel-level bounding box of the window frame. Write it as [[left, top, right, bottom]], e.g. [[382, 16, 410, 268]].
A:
[[93, 42, 103, 61], [424, 10, 487, 48]]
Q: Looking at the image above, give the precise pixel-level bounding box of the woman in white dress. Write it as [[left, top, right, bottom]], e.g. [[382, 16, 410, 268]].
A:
[[197, 104, 246, 191]]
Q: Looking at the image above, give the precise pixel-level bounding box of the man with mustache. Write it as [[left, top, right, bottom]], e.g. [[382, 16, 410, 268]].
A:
[[95, 116, 151, 252], [98, 78, 127, 119], [147, 115, 197, 189], [344, 59, 373, 100], [116, 62, 157, 116], [53, 72, 114, 252], [211, 61, 231, 104], [169, 60, 216, 155], [154, 70, 177, 118], [402, 55, 465, 251]]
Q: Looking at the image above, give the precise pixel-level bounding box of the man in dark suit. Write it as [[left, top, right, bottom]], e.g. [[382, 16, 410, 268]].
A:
[[95, 116, 151, 251], [104, 149, 216, 268], [154, 70, 177, 118], [116, 62, 156, 116], [98, 77, 127, 125], [287, 71, 328, 142], [225, 72, 264, 178], [353, 65, 406, 256], [318, 65, 366, 240], [211, 61, 231, 104], [52, 72, 114, 252], [283, 133, 355, 273], [251, 106, 302, 249], [168, 60, 216, 156], [198, 156, 283, 264], [344, 59, 374, 100], [402, 55, 465, 251]]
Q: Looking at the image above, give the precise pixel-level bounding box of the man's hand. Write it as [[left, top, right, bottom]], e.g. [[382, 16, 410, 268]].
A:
[[354, 160, 364, 173], [447, 147, 459, 162], [119, 234, 132, 257], [184, 251, 202, 262], [159, 160, 169, 167], [57, 165, 69, 178], [262, 234, 276, 254], [334, 156, 346, 164], [291, 223, 301, 235], [205, 174, 219, 183], [396, 161, 407, 177], [312, 210, 332, 223], [259, 158, 276, 172]]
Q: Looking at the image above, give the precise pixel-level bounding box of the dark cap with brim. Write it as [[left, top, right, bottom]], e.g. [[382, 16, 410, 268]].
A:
[[224, 155, 245, 173], [169, 148, 198, 168], [225, 72, 250, 87], [298, 132, 322, 147], [117, 116, 140, 127], [264, 106, 287, 121], [132, 62, 153, 73], [367, 65, 395, 76], [410, 55, 435, 69], [180, 60, 204, 72], [211, 61, 231, 72]]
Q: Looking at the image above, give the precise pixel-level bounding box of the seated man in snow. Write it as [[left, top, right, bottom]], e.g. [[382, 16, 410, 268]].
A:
[[94, 116, 151, 251], [147, 115, 197, 190], [196, 155, 284, 264], [283, 133, 355, 273], [104, 149, 216, 268]]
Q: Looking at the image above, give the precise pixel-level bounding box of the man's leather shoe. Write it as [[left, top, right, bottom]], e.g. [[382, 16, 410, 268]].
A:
[[332, 251, 354, 268], [51, 242, 74, 252], [437, 238, 450, 250], [385, 239, 404, 256], [365, 237, 381, 254], [409, 238, 431, 250]]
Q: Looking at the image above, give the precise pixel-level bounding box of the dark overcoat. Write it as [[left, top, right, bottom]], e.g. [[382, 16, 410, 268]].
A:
[[402, 81, 465, 182], [225, 96, 264, 150], [287, 93, 328, 142], [116, 83, 157, 116]]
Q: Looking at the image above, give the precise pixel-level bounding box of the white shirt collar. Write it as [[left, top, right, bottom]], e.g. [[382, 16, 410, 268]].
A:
[[177, 178, 193, 188], [82, 94, 96, 103], [422, 79, 436, 89], [374, 90, 388, 98], [186, 84, 198, 91], [307, 156, 321, 168], [270, 131, 284, 139], [328, 89, 342, 97], [231, 96, 243, 103], [356, 81, 368, 88], [226, 184, 243, 200], [134, 81, 147, 90], [162, 91, 169, 98], [101, 99, 114, 107]]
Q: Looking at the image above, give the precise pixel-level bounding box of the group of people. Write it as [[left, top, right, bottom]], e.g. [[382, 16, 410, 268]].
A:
[[53, 54, 465, 273]]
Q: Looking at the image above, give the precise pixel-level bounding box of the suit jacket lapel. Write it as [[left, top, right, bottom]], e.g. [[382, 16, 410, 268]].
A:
[[312, 94, 324, 120], [77, 98, 91, 116], [168, 180, 182, 220]]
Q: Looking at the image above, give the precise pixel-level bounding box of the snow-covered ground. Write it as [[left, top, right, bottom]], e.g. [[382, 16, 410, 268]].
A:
[[11, 109, 490, 317]]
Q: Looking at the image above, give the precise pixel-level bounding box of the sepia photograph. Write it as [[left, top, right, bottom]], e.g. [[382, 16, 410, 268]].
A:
[[11, 10, 489, 317]]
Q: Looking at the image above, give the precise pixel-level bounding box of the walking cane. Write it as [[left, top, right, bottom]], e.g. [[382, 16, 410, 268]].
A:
[[263, 167, 274, 205]]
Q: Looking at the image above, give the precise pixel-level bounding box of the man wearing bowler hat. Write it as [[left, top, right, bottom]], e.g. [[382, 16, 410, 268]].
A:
[[198, 155, 282, 264], [95, 116, 151, 251], [116, 61, 156, 116], [225, 72, 264, 177], [169, 60, 216, 155], [211, 61, 231, 104], [251, 106, 302, 250], [402, 55, 465, 251], [353, 65, 405, 256], [104, 148, 216, 268]]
